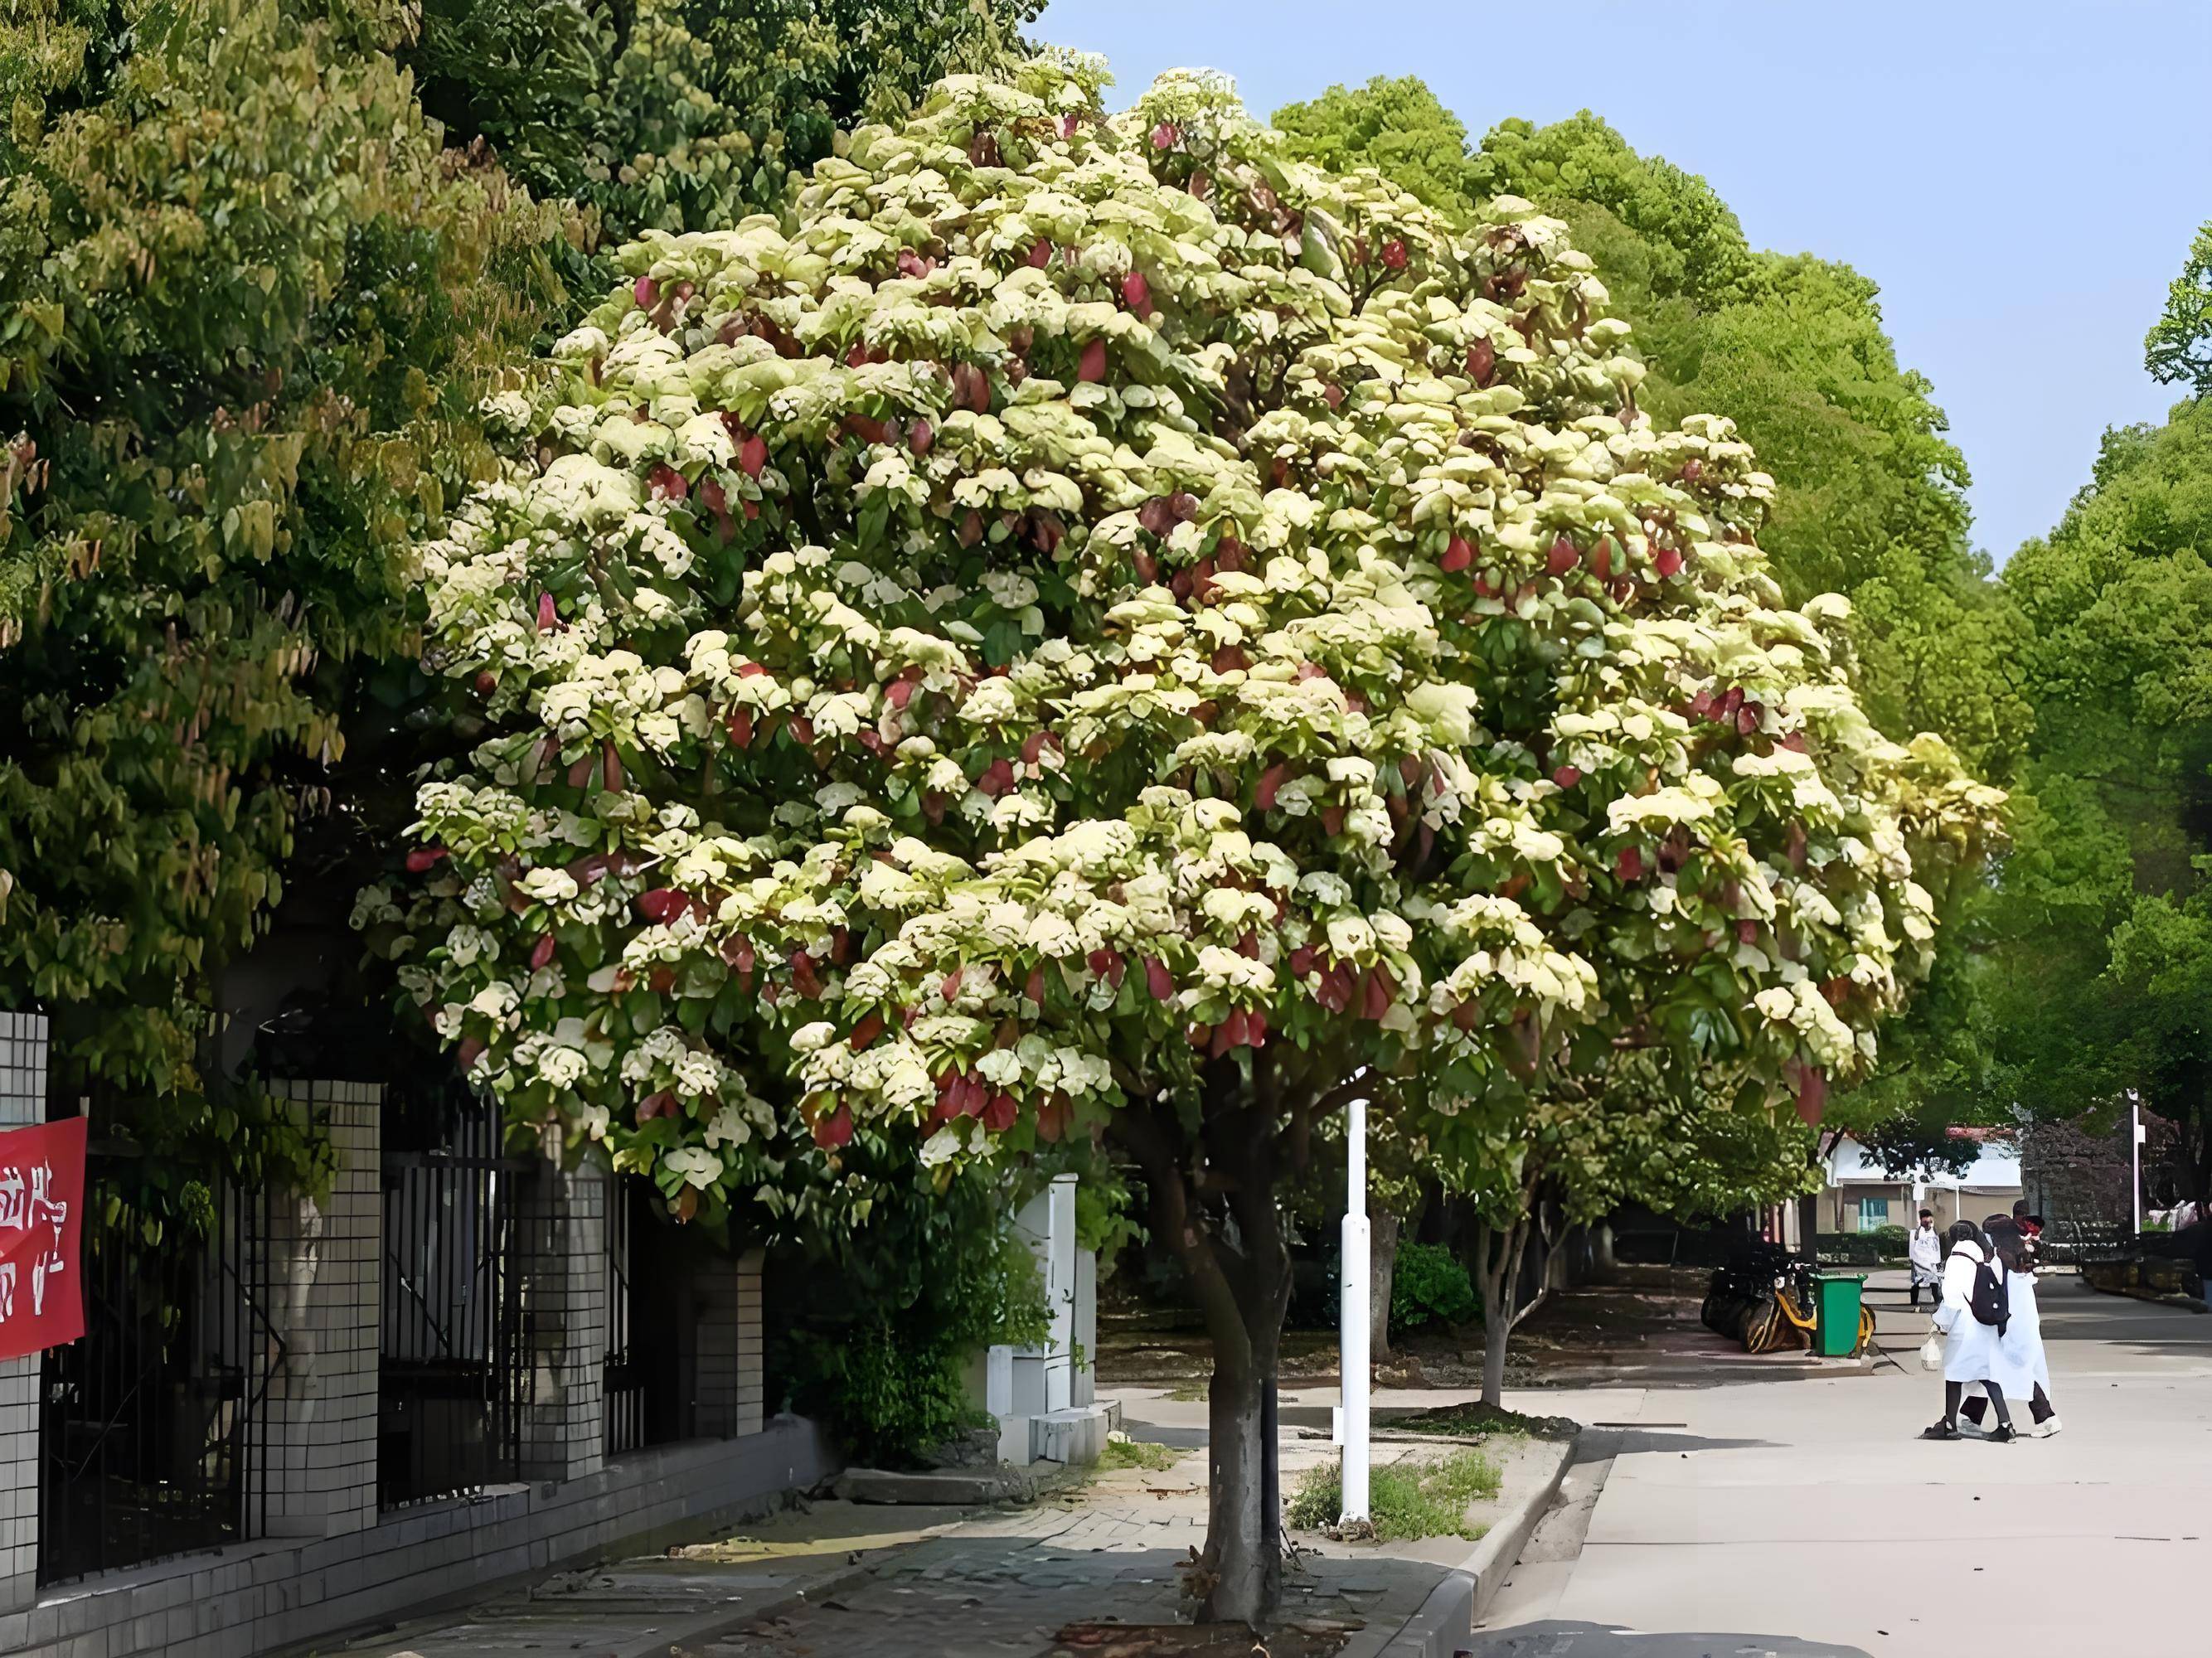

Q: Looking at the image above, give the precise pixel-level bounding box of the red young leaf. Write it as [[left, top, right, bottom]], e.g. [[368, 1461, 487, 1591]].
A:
[[1143, 957, 1174, 1002], [405, 846, 449, 873], [1440, 535, 1474, 573], [531, 933, 557, 971], [1078, 337, 1107, 382]]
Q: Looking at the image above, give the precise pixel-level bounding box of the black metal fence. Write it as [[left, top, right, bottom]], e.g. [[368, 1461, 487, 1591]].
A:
[[603, 1174, 646, 1459], [2038, 1219, 2142, 1269], [37, 1161, 280, 1586], [377, 1083, 531, 1507]]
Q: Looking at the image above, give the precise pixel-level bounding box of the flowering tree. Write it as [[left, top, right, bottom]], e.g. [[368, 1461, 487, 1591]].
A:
[[378, 60, 2001, 1621]]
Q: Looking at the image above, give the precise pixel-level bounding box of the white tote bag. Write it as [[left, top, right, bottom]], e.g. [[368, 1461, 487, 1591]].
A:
[[1919, 1327, 1944, 1372]]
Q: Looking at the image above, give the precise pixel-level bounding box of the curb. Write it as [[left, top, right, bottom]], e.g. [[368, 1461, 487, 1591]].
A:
[[1375, 1433, 1576, 1658]]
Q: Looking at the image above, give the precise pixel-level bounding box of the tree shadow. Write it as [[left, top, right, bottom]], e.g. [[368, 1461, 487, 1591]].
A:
[[1470, 1621, 1871, 1656]]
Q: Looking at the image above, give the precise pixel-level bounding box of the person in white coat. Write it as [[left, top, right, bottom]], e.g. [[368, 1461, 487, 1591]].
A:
[[1907, 1209, 1942, 1308], [1961, 1219, 2060, 1436], [1921, 1219, 2016, 1441]]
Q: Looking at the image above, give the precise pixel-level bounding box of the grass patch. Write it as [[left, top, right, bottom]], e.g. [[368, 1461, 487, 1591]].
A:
[[1284, 1447, 1500, 1542], [1165, 1378, 1210, 1402], [1386, 1399, 1579, 1440], [1095, 1433, 1184, 1472]]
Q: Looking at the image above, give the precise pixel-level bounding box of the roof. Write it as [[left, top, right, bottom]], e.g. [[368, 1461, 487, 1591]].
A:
[[1825, 1133, 2022, 1191]]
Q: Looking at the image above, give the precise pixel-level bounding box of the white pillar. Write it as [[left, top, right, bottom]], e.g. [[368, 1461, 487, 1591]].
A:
[[1337, 1095, 1370, 1526]]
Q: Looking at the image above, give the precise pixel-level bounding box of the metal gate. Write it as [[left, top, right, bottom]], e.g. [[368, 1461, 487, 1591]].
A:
[[37, 1164, 280, 1584], [377, 1084, 530, 1507]]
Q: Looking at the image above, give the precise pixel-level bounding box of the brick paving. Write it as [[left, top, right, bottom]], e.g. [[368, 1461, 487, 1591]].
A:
[[691, 1464, 1439, 1658], [337, 1447, 1463, 1658]]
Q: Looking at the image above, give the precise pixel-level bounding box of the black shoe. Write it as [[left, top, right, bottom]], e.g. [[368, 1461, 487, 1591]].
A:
[[1920, 1420, 1961, 1440], [1988, 1424, 2019, 1443]]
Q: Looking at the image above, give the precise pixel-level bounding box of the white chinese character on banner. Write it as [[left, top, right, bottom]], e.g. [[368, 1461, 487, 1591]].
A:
[[0, 1261, 15, 1324], [0, 1167, 23, 1232], [27, 1165, 65, 1317]]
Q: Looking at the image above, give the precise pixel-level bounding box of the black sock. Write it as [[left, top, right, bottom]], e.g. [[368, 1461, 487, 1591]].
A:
[[1944, 1381, 1962, 1424], [1986, 1385, 2012, 1428]]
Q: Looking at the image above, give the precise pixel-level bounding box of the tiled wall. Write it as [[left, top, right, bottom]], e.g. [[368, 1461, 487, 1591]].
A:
[[693, 1248, 766, 1439], [519, 1160, 609, 1483], [258, 1083, 381, 1540], [2, 1417, 832, 1658], [0, 1016, 798, 1658], [0, 1012, 48, 1611]]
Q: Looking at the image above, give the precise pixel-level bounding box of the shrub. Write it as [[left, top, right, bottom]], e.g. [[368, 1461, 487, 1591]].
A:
[[779, 1164, 1050, 1467], [1391, 1240, 1478, 1335], [1817, 1224, 1909, 1265]]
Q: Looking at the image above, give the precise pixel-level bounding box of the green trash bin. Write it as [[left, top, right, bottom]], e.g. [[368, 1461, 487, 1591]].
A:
[[1815, 1272, 1866, 1357]]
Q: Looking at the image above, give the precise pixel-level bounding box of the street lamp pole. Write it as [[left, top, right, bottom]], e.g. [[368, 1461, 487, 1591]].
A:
[[1338, 1093, 1370, 1527]]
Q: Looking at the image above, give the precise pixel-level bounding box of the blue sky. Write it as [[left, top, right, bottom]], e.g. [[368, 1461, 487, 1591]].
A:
[[1035, 0, 2210, 563]]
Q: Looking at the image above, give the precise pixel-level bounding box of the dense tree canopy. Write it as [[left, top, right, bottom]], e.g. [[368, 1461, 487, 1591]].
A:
[[406, 0, 1042, 270], [1990, 395, 2212, 1201], [1272, 76, 2026, 1157], [2145, 219, 2212, 396], [1272, 77, 2030, 784], [0, 0, 1042, 1180], [0, 0, 567, 1161], [381, 59, 1997, 1610]]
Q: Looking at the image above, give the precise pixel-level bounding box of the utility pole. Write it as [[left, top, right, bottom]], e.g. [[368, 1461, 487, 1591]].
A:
[[1337, 1093, 1370, 1527]]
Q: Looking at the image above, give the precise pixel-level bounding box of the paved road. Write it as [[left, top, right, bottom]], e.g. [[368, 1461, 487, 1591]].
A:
[[1476, 1269, 2212, 1656]]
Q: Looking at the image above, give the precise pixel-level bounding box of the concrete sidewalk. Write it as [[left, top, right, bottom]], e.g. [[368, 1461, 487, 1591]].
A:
[[1477, 1268, 2212, 1655], [324, 1442, 1491, 1658]]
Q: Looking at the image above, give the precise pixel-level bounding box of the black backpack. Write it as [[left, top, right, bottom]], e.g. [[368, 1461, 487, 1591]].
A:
[[1968, 1257, 2010, 1334]]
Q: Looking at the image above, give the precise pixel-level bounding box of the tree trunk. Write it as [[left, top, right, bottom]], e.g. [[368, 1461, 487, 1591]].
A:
[[1472, 1214, 1531, 1409], [1120, 1090, 1293, 1626], [1370, 1210, 1401, 1361], [1201, 1312, 1279, 1623]]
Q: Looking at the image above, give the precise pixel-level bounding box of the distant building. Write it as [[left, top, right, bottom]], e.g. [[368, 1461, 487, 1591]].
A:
[[1822, 1129, 2022, 1234]]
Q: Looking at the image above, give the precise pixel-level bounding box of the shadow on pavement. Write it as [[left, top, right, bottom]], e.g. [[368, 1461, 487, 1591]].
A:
[[1470, 1622, 1871, 1657]]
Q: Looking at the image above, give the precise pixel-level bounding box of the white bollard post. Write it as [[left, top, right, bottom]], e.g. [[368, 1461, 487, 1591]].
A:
[[2132, 1094, 2144, 1237], [1338, 1095, 1370, 1527]]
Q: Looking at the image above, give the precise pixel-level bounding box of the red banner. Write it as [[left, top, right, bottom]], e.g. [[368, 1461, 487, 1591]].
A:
[[0, 1117, 86, 1360]]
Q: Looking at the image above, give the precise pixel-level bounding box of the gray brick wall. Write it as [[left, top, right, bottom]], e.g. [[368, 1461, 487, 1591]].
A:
[[692, 1248, 764, 1439], [517, 1158, 608, 1482], [0, 1011, 48, 1612], [257, 1082, 380, 1540]]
